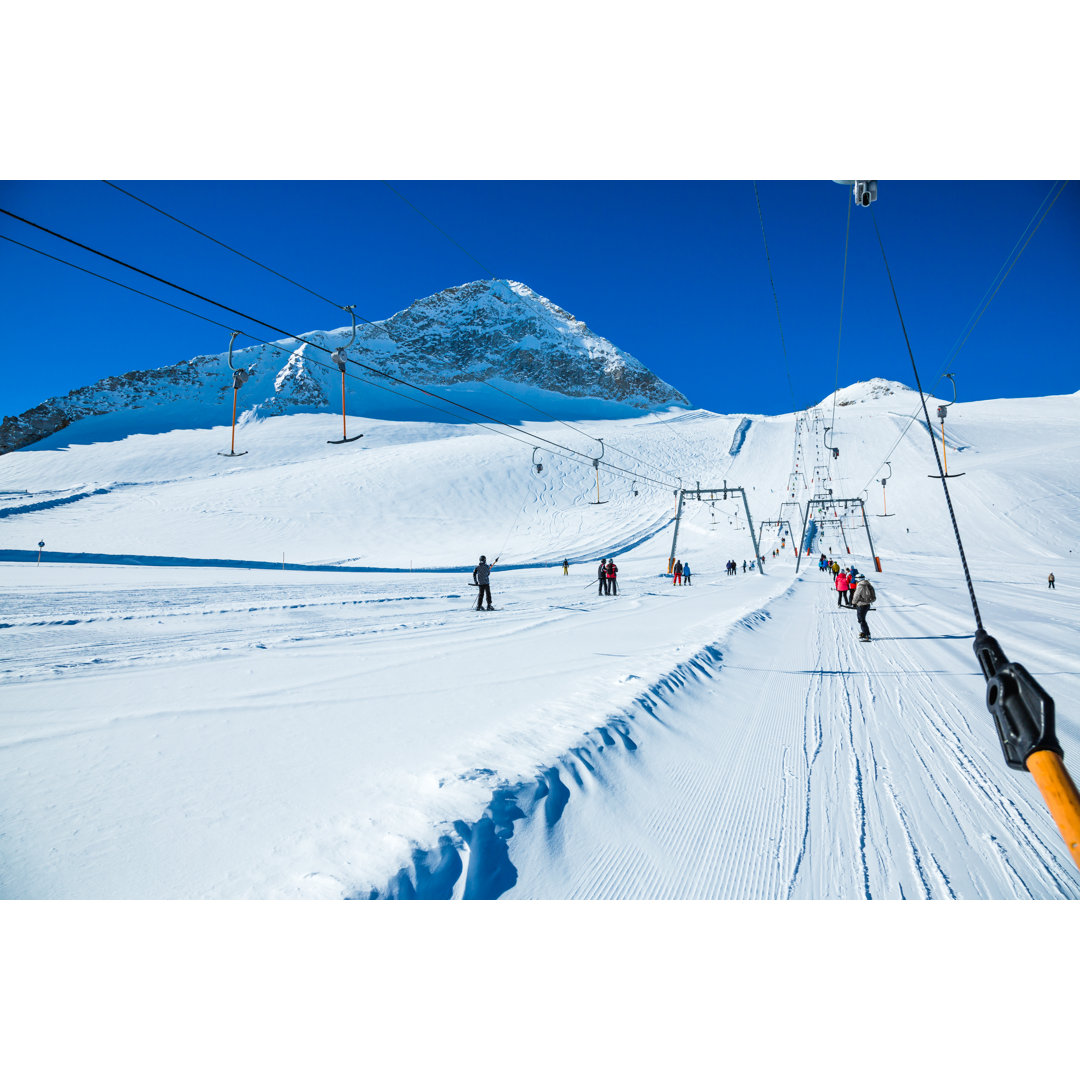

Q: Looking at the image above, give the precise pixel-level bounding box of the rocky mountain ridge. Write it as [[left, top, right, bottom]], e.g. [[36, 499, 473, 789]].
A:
[[1, 279, 689, 454]]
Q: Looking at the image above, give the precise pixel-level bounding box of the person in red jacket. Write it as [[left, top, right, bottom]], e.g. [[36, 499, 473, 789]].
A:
[[607, 559, 619, 595], [835, 569, 849, 606]]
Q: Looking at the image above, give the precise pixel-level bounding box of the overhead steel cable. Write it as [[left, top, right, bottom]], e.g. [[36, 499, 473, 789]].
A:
[[381, 181, 499, 280], [938, 179, 1069, 372], [872, 202, 1080, 872], [100, 180, 386, 331], [101, 185, 687, 488], [853, 179, 1071, 500], [871, 208, 983, 628], [830, 195, 853, 448], [1, 214, 675, 491], [0, 233, 240, 334]]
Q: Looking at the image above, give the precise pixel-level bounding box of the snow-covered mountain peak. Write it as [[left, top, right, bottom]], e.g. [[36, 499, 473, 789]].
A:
[[1, 280, 688, 454], [818, 378, 915, 410]]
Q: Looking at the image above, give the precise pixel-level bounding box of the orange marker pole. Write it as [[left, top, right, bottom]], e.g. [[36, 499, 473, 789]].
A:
[[1026, 750, 1080, 870]]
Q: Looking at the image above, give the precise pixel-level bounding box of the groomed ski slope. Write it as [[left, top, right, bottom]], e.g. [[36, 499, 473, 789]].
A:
[[1, 383, 1078, 899]]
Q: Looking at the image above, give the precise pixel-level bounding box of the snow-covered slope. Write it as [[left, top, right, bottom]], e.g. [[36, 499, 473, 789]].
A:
[[1, 381, 1078, 899], [0, 279, 688, 454]]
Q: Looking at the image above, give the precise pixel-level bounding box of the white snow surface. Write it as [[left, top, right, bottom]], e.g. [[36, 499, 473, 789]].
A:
[[1, 381, 1079, 899]]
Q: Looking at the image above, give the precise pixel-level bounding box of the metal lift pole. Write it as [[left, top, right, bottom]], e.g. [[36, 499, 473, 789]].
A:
[[668, 489, 685, 572], [741, 487, 765, 574], [860, 500, 881, 572], [795, 499, 813, 572]]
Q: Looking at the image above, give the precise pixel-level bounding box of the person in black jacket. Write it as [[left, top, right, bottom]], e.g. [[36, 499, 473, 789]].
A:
[[472, 555, 497, 610]]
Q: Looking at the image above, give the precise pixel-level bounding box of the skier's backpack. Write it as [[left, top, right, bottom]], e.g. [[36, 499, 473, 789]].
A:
[[864, 582, 877, 603]]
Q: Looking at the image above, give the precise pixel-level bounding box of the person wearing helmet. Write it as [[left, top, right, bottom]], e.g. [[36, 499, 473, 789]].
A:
[[851, 573, 876, 640], [472, 555, 498, 610]]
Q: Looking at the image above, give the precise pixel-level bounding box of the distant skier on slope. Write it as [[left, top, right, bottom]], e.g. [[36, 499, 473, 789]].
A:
[[1048, 572, 1056, 589], [852, 574, 876, 641], [598, 558, 609, 596], [472, 555, 498, 611], [673, 559, 683, 585], [563, 558, 569, 575], [682, 561, 692, 585]]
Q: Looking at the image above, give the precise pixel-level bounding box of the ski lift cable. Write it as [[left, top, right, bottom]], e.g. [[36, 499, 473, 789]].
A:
[[0, 233, 241, 334], [239, 338, 678, 491], [97, 185, 685, 487], [415, 338, 683, 485], [852, 180, 1071, 498], [939, 180, 1068, 375], [752, 181, 800, 417], [829, 194, 853, 462], [380, 181, 500, 281], [1, 227, 676, 490], [0, 207, 626, 475], [2, 209, 694, 496], [100, 181, 387, 331], [872, 205, 1080, 868], [939, 179, 1070, 375]]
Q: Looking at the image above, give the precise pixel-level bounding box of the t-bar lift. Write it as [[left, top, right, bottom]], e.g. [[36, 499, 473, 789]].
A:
[[669, 483, 765, 575], [795, 496, 882, 573]]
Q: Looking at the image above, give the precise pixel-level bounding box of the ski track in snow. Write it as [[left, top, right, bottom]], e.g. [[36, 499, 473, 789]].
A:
[[479, 574, 1080, 901], [2, 391, 1079, 899]]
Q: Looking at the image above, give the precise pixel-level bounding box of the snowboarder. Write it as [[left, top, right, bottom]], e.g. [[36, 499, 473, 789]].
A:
[[683, 561, 692, 585], [562, 558, 569, 575], [673, 559, 683, 585], [598, 558, 609, 596], [1048, 572, 1056, 589], [472, 555, 498, 610], [852, 574, 876, 640]]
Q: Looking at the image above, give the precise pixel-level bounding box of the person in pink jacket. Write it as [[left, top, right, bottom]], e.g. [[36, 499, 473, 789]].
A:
[[835, 569, 849, 606]]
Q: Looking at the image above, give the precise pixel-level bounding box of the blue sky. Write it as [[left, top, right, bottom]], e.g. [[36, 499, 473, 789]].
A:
[[2, 179, 1076, 420]]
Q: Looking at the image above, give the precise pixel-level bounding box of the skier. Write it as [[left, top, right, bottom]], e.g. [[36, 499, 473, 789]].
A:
[[683, 561, 692, 585], [472, 555, 498, 611], [607, 559, 619, 595], [742, 560, 747, 573], [835, 568, 849, 607], [1048, 572, 1056, 589], [846, 569, 857, 607], [598, 558, 608, 596], [673, 559, 683, 585], [562, 558, 569, 575], [852, 574, 876, 640]]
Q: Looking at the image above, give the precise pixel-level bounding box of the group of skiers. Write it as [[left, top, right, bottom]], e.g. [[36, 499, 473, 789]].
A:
[[597, 557, 620, 595], [672, 559, 691, 585], [825, 559, 876, 640]]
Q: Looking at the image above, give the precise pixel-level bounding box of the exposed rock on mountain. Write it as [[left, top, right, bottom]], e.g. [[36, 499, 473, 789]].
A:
[[1, 279, 689, 454]]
